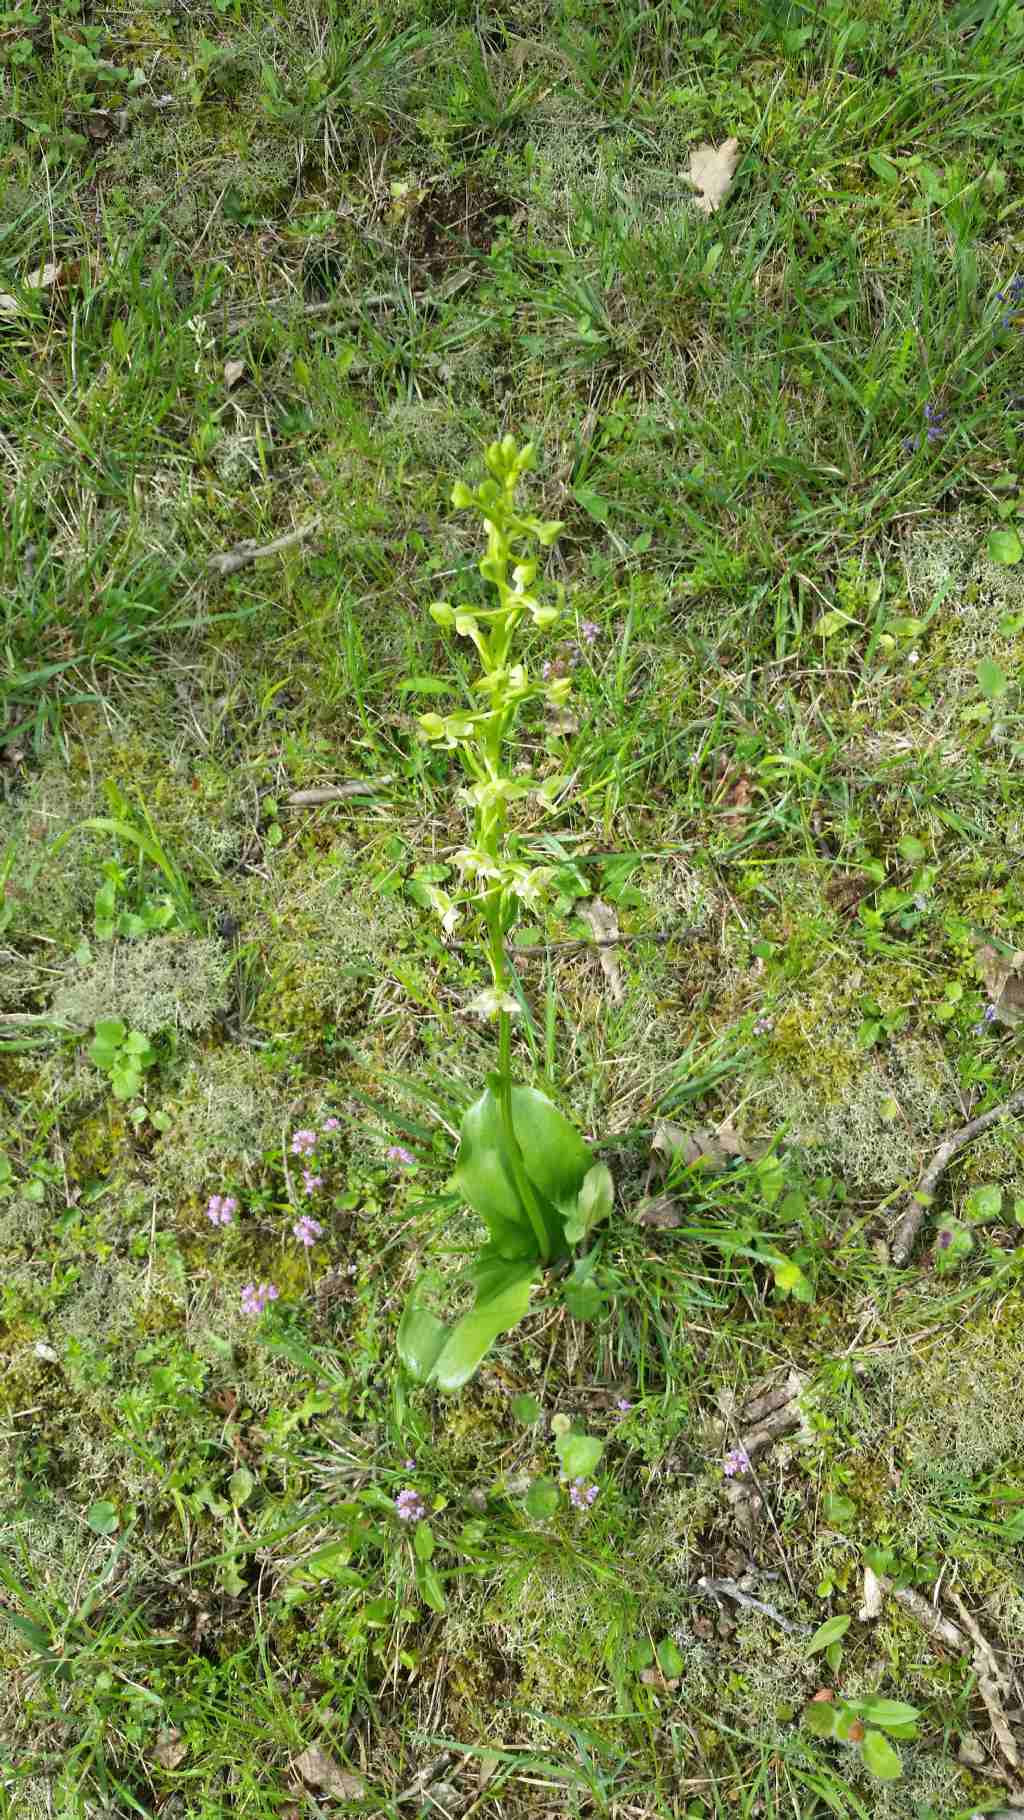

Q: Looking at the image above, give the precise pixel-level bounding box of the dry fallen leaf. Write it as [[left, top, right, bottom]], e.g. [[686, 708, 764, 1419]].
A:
[[722, 771, 753, 823], [687, 138, 740, 215], [25, 262, 60, 291], [546, 705, 578, 737], [651, 1120, 741, 1173], [973, 938, 1024, 1027], [223, 358, 246, 389], [583, 896, 625, 1005], [153, 1728, 187, 1770], [639, 1667, 680, 1690], [294, 1743, 365, 1801], [637, 1194, 684, 1229]]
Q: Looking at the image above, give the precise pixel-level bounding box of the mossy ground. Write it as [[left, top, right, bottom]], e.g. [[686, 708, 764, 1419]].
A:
[[3, 0, 1024, 1813]]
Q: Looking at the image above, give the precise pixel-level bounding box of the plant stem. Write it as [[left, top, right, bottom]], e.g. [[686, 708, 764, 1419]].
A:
[[489, 920, 550, 1262]]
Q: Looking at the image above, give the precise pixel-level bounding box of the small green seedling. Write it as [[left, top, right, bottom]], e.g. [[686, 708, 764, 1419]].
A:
[[94, 859, 179, 941], [803, 1692, 920, 1782], [89, 1019, 156, 1101]]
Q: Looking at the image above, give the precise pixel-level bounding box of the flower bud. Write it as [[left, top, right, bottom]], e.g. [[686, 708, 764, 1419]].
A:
[[429, 600, 455, 627], [454, 613, 479, 639], [450, 480, 474, 508], [419, 712, 445, 739], [547, 675, 572, 705], [530, 604, 559, 629], [512, 560, 538, 590], [535, 519, 564, 547]]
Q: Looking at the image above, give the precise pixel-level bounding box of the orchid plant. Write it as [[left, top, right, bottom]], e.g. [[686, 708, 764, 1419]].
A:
[[397, 435, 614, 1392]]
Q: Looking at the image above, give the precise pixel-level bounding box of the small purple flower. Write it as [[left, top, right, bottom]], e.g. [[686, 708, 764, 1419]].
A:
[[569, 1477, 599, 1509], [301, 1169, 323, 1195], [996, 275, 1024, 327], [241, 1281, 279, 1317], [293, 1215, 323, 1247], [542, 660, 553, 681], [936, 1228, 954, 1251], [902, 434, 920, 455], [723, 1447, 751, 1478], [753, 1015, 774, 1037], [205, 1194, 237, 1227], [974, 1002, 999, 1035], [322, 1116, 341, 1133], [395, 1488, 427, 1523], [404, 1457, 416, 1470], [923, 402, 947, 443], [291, 1129, 317, 1157], [580, 620, 600, 645], [616, 1398, 632, 1414], [387, 1145, 415, 1169]]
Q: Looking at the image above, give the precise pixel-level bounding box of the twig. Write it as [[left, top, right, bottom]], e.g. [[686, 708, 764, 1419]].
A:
[[886, 1582, 967, 1651], [694, 1576, 806, 1636], [885, 1581, 1022, 1778], [284, 779, 395, 805], [447, 929, 699, 957], [207, 518, 322, 578], [890, 1085, 1024, 1264]]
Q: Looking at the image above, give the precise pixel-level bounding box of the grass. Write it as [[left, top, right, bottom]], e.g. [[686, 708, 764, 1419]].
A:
[[2, 0, 1024, 1812]]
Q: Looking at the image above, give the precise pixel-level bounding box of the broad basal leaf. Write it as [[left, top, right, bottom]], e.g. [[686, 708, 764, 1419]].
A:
[[397, 1299, 448, 1382], [429, 1262, 537, 1392], [454, 1085, 591, 1258]]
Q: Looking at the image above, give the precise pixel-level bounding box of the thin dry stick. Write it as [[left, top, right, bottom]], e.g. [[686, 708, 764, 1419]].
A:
[[447, 929, 699, 957], [284, 779, 395, 805], [208, 517, 322, 577], [890, 1085, 1024, 1264]]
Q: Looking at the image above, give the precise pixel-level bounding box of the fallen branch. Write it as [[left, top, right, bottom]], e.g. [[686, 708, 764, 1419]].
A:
[[890, 1085, 1024, 1265], [884, 1580, 1023, 1782], [208, 518, 322, 578], [448, 929, 698, 957], [694, 1575, 806, 1636], [284, 779, 395, 804]]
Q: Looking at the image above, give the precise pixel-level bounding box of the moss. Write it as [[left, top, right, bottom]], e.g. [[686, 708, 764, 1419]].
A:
[[145, 1044, 295, 1201], [50, 931, 230, 1038]]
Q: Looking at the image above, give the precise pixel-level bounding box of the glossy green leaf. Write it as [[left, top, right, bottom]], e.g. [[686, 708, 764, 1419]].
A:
[[524, 1477, 561, 1519], [555, 1432, 603, 1479], [229, 1467, 254, 1507], [511, 1393, 540, 1425], [988, 526, 1023, 566], [93, 1018, 126, 1046], [397, 1300, 448, 1382], [806, 1613, 851, 1654], [564, 1274, 603, 1321], [656, 1637, 686, 1678], [803, 1699, 840, 1738], [429, 1264, 537, 1392], [87, 1500, 119, 1536], [861, 1727, 902, 1780], [977, 657, 1009, 699], [859, 1697, 919, 1735], [454, 1085, 591, 1259], [416, 1559, 446, 1612]]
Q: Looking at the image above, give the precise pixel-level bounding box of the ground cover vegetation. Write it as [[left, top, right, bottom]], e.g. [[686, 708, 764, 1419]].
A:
[[2, 0, 1024, 1813]]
